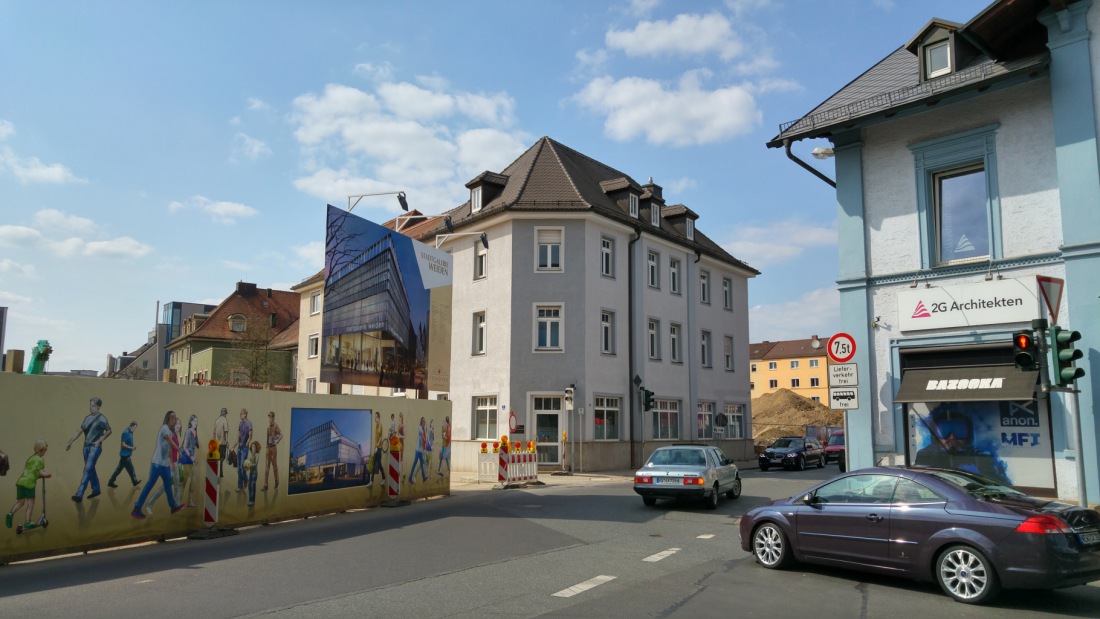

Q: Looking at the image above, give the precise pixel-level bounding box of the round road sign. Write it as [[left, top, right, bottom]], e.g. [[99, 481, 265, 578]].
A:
[[508, 411, 518, 433], [827, 332, 856, 364]]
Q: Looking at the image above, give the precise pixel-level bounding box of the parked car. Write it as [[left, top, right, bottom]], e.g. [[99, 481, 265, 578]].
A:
[[758, 436, 824, 471], [739, 467, 1100, 604], [633, 444, 741, 509], [823, 430, 845, 464]]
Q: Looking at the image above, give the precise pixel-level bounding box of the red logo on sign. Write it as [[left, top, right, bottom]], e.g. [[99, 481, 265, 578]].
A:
[[911, 301, 931, 319]]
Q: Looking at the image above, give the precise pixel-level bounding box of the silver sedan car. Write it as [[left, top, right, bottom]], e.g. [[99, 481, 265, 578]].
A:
[[633, 444, 741, 509]]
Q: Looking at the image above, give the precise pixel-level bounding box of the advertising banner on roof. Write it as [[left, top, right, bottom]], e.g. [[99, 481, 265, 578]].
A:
[[322, 205, 453, 394]]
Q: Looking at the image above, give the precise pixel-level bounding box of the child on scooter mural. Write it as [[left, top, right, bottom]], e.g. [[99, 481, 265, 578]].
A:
[[7, 440, 51, 531]]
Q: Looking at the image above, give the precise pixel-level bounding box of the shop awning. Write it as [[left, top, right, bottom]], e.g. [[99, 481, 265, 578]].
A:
[[895, 366, 1038, 402]]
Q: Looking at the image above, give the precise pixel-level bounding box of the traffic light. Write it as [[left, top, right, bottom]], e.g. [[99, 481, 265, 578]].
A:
[[1012, 330, 1037, 371], [641, 388, 655, 411], [1050, 326, 1086, 387], [564, 387, 575, 410]]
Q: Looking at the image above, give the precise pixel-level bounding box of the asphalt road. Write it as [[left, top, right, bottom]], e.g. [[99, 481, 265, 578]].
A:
[[1, 466, 1098, 618]]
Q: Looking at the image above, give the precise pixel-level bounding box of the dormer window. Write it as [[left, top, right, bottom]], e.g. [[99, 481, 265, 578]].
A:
[[629, 194, 639, 218], [686, 219, 695, 240], [650, 203, 659, 226], [471, 186, 483, 213], [925, 40, 951, 78], [228, 314, 247, 333]]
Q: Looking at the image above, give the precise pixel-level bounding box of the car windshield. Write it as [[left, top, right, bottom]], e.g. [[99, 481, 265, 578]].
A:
[[925, 469, 1025, 499], [772, 438, 802, 449], [647, 449, 706, 467], [827, 434, 845, 446]]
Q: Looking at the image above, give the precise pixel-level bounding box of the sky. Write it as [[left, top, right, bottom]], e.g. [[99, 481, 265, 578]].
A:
[[0, 0, 993, 372]]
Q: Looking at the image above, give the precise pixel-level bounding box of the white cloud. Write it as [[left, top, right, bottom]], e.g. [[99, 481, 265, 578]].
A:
[[722, 220, 836, 267], [0, 225, 45, 247], [170, 195, 259, 224], [575, 48, 609, 75], [750, 287, 839, 343], [628, 0, 661, 16], [354, 62, 395, 82], [247, 97, 270, 111], [82, 237, 153, 258], [0, 290, 32, 305], [0, 258, 36, 277], [725, 0, 773, 17], [378, 82, 455, 120], [231, 132, 273, 161], [33, 209, 97, 236], [0, 146, 87, 184], [292, 241, 324, 269], [292, 84, 382, 145], [574, 73, 761, 146], [455, 129, 529, 179], [415, 75, 450, 92], [222, 260, 252, 271], [0, 120, 14, 140], [664, 177, 698, 195], [606, 13, 744, 61]]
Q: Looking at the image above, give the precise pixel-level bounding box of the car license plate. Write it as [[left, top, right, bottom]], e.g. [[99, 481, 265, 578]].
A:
[[656, 477, 679, 484], [1079, 530, 1100, 544], [769, 459, 782, 464]]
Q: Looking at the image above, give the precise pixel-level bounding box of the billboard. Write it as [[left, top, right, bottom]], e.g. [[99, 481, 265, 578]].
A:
[[322, 205, 452, 393]]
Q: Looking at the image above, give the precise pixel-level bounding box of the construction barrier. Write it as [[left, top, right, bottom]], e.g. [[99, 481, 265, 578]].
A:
[[506, 452, 538, 483], [498, 442, 508, 482], [388, 448, 401, 499], [203, 443, 220, 527], [477, 452, 497, 483]]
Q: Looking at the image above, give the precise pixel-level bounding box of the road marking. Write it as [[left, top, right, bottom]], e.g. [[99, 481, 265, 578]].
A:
[[136, 579, 154, 584], [552, 575, 616, 597], [696, 534, 715, 539], [643, 548, 681, 562]]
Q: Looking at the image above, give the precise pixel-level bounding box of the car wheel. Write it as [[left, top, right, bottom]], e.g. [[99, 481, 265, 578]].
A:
[[936, 545, 1000, 604], [726, 476, 742, 499], [642, 496, 657, 507], [752, 523, 792, 569], [704, 484, 719, 509], [838, 457, 846, 472], [817, 454, 825, 468], [795, 456, 805, 471], [759, 463, 769, 472]]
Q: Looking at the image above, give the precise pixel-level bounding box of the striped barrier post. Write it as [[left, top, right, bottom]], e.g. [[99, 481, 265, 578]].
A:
[[388, 448, 401, 499], [499, 441, 509, 483], [204, 441, 220, 527]]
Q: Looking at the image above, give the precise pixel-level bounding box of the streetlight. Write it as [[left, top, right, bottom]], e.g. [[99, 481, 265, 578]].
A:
[[435, 216, 488, 249], [347, 191, 409, 213]]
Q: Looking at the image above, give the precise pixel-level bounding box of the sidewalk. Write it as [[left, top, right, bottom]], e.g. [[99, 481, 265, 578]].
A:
[[448, 460, 761, 492]]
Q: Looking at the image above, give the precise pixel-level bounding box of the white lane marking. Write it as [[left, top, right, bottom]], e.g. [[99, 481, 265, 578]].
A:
[[696, 534, 715, 539], [643, 547, 681, 562], [552, 575, 616, 598]]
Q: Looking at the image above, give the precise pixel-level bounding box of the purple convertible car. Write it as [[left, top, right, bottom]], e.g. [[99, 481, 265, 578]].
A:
[[739, 467, 1100, 604]]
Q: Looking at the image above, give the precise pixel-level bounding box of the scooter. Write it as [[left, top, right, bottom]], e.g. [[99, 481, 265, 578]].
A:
[[16, 477, 48, 534]]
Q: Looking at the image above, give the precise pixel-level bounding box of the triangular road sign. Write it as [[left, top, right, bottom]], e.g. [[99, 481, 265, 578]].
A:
[[1036, 275, 1064, 325]]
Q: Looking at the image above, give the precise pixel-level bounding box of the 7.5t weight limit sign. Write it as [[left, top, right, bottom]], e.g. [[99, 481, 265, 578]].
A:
[[827, 332, 856, 364]]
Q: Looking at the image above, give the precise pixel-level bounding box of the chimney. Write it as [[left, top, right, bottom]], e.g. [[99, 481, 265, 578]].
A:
[[236, 281, 258, 295]]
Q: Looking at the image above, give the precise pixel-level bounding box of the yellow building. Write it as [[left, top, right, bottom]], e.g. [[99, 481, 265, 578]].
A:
[[749, 337, 828, 403]]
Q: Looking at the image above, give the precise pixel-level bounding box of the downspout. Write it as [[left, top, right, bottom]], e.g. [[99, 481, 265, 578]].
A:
[[784, 138, 836, 188], [628, 225, 642, 469]]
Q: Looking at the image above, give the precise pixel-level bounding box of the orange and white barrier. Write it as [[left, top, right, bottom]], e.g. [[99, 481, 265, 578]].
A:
[[498, 442, 509, 482], [388, 449, 401, 499], [506, 452, 538, 483], [204, 449, 220, 527]]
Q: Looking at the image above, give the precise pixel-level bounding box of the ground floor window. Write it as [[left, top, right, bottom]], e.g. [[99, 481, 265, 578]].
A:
[[534, 396, 562, 464], [474, 396, 497, 439], [652, 399, 680, 440], [696, 401, 714, 439], [594, 396, 620, 440], [724, 403, 745, 439]]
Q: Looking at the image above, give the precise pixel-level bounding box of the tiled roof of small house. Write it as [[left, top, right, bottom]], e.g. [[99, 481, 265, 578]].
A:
[[167, 282, 299, 347], [760, 338, 827, 360], [270, 318, 300, 350]]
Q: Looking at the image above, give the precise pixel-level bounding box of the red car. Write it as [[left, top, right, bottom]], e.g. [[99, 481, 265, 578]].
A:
[[823, 430, 845, 464]]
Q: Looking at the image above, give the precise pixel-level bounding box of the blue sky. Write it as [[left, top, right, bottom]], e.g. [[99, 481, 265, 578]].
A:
[[0, 0, 992, 372]]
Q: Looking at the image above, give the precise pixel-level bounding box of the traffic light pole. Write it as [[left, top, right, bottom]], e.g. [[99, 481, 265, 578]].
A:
[[1035, 319, 1088, 507]]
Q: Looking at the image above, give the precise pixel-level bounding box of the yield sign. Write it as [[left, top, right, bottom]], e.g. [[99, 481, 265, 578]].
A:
[[1036, 276, 1064, 325]]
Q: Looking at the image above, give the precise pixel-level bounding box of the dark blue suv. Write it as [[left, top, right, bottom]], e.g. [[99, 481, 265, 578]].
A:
[[758, 436, 825, 471]]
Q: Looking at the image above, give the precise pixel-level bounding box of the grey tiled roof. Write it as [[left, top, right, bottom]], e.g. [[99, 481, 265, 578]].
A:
[[412, 137, 759, 274]]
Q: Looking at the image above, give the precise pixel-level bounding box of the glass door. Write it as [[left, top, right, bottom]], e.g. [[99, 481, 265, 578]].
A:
[[534, 396, 562, 464]]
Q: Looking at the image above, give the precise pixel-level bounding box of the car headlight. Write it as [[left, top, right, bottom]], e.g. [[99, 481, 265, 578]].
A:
[[785, 453, 797, 458]]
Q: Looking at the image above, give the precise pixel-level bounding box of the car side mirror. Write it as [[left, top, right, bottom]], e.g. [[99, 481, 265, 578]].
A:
[[801, 493, 816, 505]]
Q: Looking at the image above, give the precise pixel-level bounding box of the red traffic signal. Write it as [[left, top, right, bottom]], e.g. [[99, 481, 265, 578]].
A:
[[1013, 330, 1037, 371]]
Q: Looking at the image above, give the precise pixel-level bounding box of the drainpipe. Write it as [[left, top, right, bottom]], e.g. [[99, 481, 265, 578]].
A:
[[628, 225, 642, 469], [784, 138, 836, 188]]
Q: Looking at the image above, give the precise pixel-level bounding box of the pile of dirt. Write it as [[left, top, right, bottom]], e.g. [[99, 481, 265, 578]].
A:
[[751, 388, 843, 446]]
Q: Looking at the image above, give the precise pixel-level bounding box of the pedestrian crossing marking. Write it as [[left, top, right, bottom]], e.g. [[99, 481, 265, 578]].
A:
[[552, 575, 616, 597], [643, 547, 681, 562]]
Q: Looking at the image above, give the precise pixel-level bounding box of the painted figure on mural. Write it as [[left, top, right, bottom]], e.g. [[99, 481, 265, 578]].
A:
[[245, 440, 261, 506], [132, 410, 186, 519], [107, 421, 141, 488], [437, 416, 450, 478], [6, 440, 51, 530], [368, 411, 385, 488], [66, 396, 112, 502], [425, 419, 435, 478], [178, 415, 198, 507], [237, 408, 253, 493], [213, 407, 229, 478], [408, 417, 428, 485], [146, 414, 182, 514], [913, 405, 1009, 484], [262, 411, 282, 492]]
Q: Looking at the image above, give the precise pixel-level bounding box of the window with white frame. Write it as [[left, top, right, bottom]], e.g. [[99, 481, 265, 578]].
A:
[[809, 359, 820, 368], [473, 312, 486, 355], [305, 377, 317, 394], [911, 126, 1000, 268], [535, 305, 562, 350], [629, 194, 639, 218], [725, 403, 745, 439], [724, 335, 734, 371], [648, 319, 661, 360], [669, 323, 681, 363], [722, 277, 733, 310], [536, 227, 563, 271], [768, 361, 777, 370], [600, 311, 615, 354], [652, 399, 679, 440], [647, 251, 659, 289], [701, 330, 712, 367], [600, 236, 614, 277], [471, 186, 483, 213], [594, 396, 620, 440], [650, 202, 659, 226], [696, 401, 714, 439], [699, 270, 710, 304], [751, 363, 757, 372], [925, 40, 951, 79], [810, 377, 820, 387], [229, 314, 246, 332], [474, 242, 487, 280], [791, 378, 800, 388], [769, 379, 778, 389], [669, 258, 680, 294], [474, 396, 497, 439], [686, 218, 694, 240], [308, 334, 320, 358], [310, 291, 321, 315], [790, 360, 799, 369]]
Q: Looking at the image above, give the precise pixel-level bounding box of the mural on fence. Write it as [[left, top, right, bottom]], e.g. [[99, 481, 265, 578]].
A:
[[0, 372, 450, 563]]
